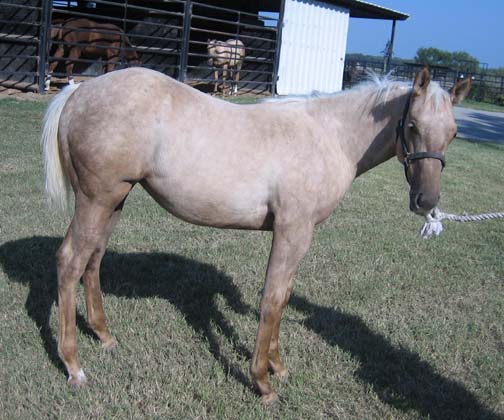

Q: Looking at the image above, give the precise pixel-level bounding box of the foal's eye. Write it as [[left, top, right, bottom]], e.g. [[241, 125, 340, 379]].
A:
[[408, 121, 418, 132]]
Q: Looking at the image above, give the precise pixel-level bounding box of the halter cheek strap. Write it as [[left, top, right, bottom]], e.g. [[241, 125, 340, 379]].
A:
[[396, 94, 446, 182]]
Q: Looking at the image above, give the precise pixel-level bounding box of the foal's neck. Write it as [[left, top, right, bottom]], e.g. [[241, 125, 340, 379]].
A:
[[327, 87, 411, 177]]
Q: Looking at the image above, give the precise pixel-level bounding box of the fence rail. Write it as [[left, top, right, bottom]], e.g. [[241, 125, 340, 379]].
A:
[[0, 0, 42, 91]]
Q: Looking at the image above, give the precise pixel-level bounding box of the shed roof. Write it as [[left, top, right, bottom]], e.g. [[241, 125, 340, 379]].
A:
[[331, 0, 409, 20], [224, 1, 409, 21]]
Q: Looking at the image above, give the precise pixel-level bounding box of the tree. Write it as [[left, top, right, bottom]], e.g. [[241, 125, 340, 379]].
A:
[[450, 51, 479, 73], [415, 47, 479, 72], [415, 47, 452, 67]]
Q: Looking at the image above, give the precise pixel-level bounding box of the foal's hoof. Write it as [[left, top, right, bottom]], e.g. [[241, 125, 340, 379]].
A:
[[67, 369, 87, 390], [261, 391, 279, 407], [102, 337, 118, 351], [268, 361, 289, 382], [274, 368, 289, 382]]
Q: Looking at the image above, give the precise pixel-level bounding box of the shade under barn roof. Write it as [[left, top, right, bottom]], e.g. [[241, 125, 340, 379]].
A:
[[333, 0, 409, 20]]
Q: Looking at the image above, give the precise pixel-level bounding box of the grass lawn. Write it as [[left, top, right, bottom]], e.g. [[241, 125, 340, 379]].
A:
[[0, 97, 503, 419], [456, 99, 504, 113]]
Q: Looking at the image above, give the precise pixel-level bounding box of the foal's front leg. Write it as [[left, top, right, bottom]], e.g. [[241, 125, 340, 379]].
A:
[[266, 272, 295, 379], [250, 219, 314, 405], [65, 47, 81, 85], [213, 68, 219, 93], [234, 63, 242, 95], [45, 45, 65, 91], [222, 63, 229, 95]]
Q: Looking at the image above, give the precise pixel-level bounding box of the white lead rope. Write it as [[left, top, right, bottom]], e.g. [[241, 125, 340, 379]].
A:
[[420, 208, 504, 239]]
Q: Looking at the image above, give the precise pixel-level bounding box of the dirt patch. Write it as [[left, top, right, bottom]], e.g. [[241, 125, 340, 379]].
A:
[[0, 86, 50, 102], [0, 77, 84, 101], [0, 76, 269, 102]]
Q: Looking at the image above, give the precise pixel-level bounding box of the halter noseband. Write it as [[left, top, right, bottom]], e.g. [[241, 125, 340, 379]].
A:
[[396, 94, 446, 182]]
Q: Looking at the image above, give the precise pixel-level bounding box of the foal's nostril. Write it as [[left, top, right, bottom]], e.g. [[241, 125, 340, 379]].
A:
[[409, 193, 421, 212], [415, 193, 423, 210], [411, 192, 440, 213]]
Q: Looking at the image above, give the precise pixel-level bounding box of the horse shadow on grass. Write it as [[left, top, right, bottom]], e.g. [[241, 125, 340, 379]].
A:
[[0, 236, 253, 388], [289, 294, 500, 420], [0, 236, 499, 419]]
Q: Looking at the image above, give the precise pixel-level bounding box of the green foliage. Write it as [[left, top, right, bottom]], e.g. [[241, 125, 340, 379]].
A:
[[491, 67, 504, 76], [415, 47, 451, 66], [457, 99, 504, 113], [346, 52, 382, 63], [415, 47, 479, 72], [346, 53, 404, 65]]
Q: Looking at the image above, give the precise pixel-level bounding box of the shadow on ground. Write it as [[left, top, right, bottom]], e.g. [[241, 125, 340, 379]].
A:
[[456, 110, 504, 144], [0, 236, 253, 388], [289, 295, 499, 420], [0, 236, 499, 419]]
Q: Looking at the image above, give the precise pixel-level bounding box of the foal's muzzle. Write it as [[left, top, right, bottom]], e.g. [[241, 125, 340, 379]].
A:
[[409, 191, 440, 215]]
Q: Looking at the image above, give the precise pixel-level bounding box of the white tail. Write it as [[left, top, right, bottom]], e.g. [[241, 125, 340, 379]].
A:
[[41, 83, 81, 211]]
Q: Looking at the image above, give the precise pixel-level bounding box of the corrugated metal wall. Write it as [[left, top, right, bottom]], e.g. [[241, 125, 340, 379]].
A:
[[277, 0, 349, 95]]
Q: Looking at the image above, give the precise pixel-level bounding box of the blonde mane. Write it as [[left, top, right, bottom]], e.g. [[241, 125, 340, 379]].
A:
[[265, 73, 450, 111]]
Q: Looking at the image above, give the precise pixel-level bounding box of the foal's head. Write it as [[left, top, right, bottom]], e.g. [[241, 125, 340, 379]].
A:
[[397, 67, 471, 215]]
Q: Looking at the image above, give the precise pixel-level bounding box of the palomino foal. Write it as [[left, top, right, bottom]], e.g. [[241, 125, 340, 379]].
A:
[[207, 39, 245, 95], [41, 67, 470, 404]]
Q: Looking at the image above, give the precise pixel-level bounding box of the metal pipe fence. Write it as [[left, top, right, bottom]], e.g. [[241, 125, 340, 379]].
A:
[[0, 0, 42, 91], [344, 59, 504, 105], [0, 0, 281, 95]]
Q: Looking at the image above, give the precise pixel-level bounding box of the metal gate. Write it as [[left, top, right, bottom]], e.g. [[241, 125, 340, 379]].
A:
[[0, 0, 281, 95], [0, 0, 43, 91]]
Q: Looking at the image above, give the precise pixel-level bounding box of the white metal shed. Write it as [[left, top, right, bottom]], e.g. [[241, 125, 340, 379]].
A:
[[275, 0, 408, 95]]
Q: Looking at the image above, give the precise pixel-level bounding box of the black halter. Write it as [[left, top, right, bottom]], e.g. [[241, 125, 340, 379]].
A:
[[396, 94, 446, 182]]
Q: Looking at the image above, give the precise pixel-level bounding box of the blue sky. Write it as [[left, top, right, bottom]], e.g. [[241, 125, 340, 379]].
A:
[[346, 0, 504, 68]]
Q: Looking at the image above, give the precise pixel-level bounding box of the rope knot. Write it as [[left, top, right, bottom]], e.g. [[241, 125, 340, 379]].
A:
[[419, 207, 504, 239], [420, 208, 444, 239]]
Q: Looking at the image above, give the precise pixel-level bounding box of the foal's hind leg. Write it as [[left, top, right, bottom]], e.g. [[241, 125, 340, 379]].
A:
[[82, 199, 127, 350], [57, 190, 128, 387], [250, 217, 314, 405]]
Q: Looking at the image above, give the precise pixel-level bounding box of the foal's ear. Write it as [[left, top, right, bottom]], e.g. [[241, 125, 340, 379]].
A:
[[449, 77, 472, 104], [413, 66, 431, 97]]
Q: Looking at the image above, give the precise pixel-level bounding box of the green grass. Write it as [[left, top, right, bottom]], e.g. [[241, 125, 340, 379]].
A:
[[0, 97, 503, 419], [456, 99, 504, 113], [224, 95, 264, 104]]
